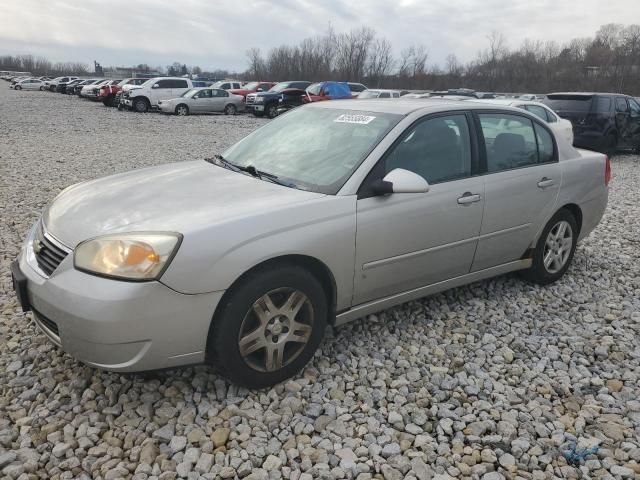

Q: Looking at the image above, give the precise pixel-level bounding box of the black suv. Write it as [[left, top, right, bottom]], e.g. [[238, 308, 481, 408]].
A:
[[544, 93, 640, 154], [245, 81, 311, 118]]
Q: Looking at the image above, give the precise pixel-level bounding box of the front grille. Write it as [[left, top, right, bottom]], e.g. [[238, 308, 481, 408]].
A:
[[34, 226, 69, 276], [245, 95, 255, 105], [34, 310, 60, 337]]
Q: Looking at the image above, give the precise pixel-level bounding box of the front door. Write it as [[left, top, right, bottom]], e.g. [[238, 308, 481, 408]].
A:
[[354, 113, 484, 305], [471, 112, 561, 271]]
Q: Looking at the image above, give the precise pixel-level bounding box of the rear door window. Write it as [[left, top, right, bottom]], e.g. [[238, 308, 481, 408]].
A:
[[478, 113, 542, 172], [523, 104, 549, 122], [595, 97, 612, 113], [615, 97, 629, 113]]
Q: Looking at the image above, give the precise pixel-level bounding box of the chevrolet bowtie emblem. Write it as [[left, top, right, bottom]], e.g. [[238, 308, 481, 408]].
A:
[[33, 239, 42, 254]]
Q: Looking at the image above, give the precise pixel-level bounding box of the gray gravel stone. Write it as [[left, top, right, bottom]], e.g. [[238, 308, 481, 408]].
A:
[[1, 86, 639, 480]]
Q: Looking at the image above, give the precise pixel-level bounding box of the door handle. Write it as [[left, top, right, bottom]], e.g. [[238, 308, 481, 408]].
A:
[[457, 192, 482, 205], [537, 177, 555, 188]]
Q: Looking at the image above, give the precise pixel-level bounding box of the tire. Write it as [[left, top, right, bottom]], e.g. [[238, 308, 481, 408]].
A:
[[224, 104, 237, 115], [175, 104, 189, 116], [208, 265, 328, 388], [39, 86, 45, 91], [602, 132, 617, 157], [133, 98, 149, 113], [521, 208, 578, 285], [15, 85, 21, 90], [266, 103, 279, 119]]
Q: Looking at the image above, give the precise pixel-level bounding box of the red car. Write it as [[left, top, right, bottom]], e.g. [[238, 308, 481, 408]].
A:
[[303, 81, 353, 103], [228, 81, 276, 99], [98, 78, 147, 107]]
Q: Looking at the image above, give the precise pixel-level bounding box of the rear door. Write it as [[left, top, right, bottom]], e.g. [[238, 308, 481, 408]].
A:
[[627, 98, 640, 149], [171, 79, 190, 99], [471, 112, 560, 272], [615, 97, 632, 147], [354, 112, 484, 304]]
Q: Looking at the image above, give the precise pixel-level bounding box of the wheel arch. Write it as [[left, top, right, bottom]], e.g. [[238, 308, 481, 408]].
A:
[[204, 254, 337, 363], [559, 203, 583, 235], [175, 103, 189, 113]]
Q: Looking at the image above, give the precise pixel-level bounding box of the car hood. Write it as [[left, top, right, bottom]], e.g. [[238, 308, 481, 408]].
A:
[[44, 160, 325, 247]]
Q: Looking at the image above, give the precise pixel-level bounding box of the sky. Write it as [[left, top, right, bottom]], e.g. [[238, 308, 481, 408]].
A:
[[1, 0, 638, 73]]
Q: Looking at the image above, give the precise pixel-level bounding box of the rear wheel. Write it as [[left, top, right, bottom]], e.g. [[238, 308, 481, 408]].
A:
[[602, 132, 617, 157], [224, 104, 237, 115], [208, 265, 327, 388], [175, 104, 189, 116], [521, 209, 578, 285]]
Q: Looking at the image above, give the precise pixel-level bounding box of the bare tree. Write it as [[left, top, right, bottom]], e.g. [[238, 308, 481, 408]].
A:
[[367, 37, 394, 87]]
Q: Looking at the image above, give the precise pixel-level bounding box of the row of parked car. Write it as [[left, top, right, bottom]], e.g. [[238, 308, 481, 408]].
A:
[[5, 73, 640, 154]]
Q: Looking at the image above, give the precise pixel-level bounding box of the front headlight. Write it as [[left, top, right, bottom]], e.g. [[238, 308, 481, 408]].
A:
[[74, 233, 182, 281], [255, 97, 264, 103]]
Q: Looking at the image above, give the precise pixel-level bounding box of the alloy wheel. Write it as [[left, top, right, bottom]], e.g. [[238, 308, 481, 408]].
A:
[[543, 220, 573, 274], [238, 288, 314, 372], [176, 105, 188, 116]]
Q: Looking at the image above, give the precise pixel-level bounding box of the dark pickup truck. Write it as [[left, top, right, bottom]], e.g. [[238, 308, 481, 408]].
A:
[[245, 81, 311, 118], [544, 92, 640, 154]]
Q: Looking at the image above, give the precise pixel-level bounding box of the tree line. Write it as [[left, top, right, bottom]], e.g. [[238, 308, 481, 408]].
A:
[[245, 23, 640, 95], [2, 23, 639, 95]]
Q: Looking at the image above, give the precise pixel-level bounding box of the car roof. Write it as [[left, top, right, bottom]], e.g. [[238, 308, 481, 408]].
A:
[[365, 89, 400, 93], [468, 98, 550, 108], [547, 92, 627, 97], [306, 98, 532, 116]]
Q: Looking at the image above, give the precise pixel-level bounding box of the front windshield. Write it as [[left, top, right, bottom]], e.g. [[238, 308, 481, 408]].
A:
[[243, 82, 258, 90], [140, 79, 155, 88], [269, 82, 292, 93], [181, 89, 197, 97], [357, 91, 379, 99], [223, 107, 401, 194]]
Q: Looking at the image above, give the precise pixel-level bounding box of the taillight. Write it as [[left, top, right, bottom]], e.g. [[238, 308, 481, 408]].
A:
[[605, 156, 612, 186]]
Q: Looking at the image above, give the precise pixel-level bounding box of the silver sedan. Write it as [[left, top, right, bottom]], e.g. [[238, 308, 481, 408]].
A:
[[12, 100, 609, 387], [158, 87, 245, 115]]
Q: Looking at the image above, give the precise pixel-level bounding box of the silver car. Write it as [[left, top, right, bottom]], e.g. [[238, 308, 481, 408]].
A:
[[158, 87, 245, 116], [12, 100, 609, 387]]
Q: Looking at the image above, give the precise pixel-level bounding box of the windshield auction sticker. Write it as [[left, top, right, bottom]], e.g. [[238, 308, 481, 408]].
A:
[[334, 114, 376, 124]]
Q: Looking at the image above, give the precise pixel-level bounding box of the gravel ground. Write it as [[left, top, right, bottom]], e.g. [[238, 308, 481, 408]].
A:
[[1, 86, 640, 480]]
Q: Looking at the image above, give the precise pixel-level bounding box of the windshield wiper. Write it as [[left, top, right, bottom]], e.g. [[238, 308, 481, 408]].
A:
[[206, 155, 297, 188]]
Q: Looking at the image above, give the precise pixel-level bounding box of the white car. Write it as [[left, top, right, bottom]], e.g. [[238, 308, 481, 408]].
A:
[[470, 99, 574, 144], [357, 89, 401, 99], [80, 80, 108, 97], [47, 76, 79, 91], [12, 78, 44, 90], [211, 79, 244, 90], [123, 77, 194, 112]]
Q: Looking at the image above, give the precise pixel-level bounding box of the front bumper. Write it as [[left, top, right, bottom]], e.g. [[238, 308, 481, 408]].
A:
[[12, 223, 224, 372]]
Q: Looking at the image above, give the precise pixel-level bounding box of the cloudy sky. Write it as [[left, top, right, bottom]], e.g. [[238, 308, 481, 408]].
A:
[[1, 0, 638, 72]]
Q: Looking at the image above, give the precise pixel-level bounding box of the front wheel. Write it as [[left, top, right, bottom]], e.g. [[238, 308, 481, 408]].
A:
[[266, 103, 278, 119], [521, 209, 578, 285], [175, 104, 189, 116], [208, 265, 327, 388], [224, 104, 237, 115], [133, 98, 149, 113], [15, 85, 21, 90], [39, 86, 45, 91]]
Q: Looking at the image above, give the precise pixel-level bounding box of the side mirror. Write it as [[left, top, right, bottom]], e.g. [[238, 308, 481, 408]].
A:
[[152, 84, 159, 89], [372, 168, 430, 196], [257, 88, 263, 92]]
